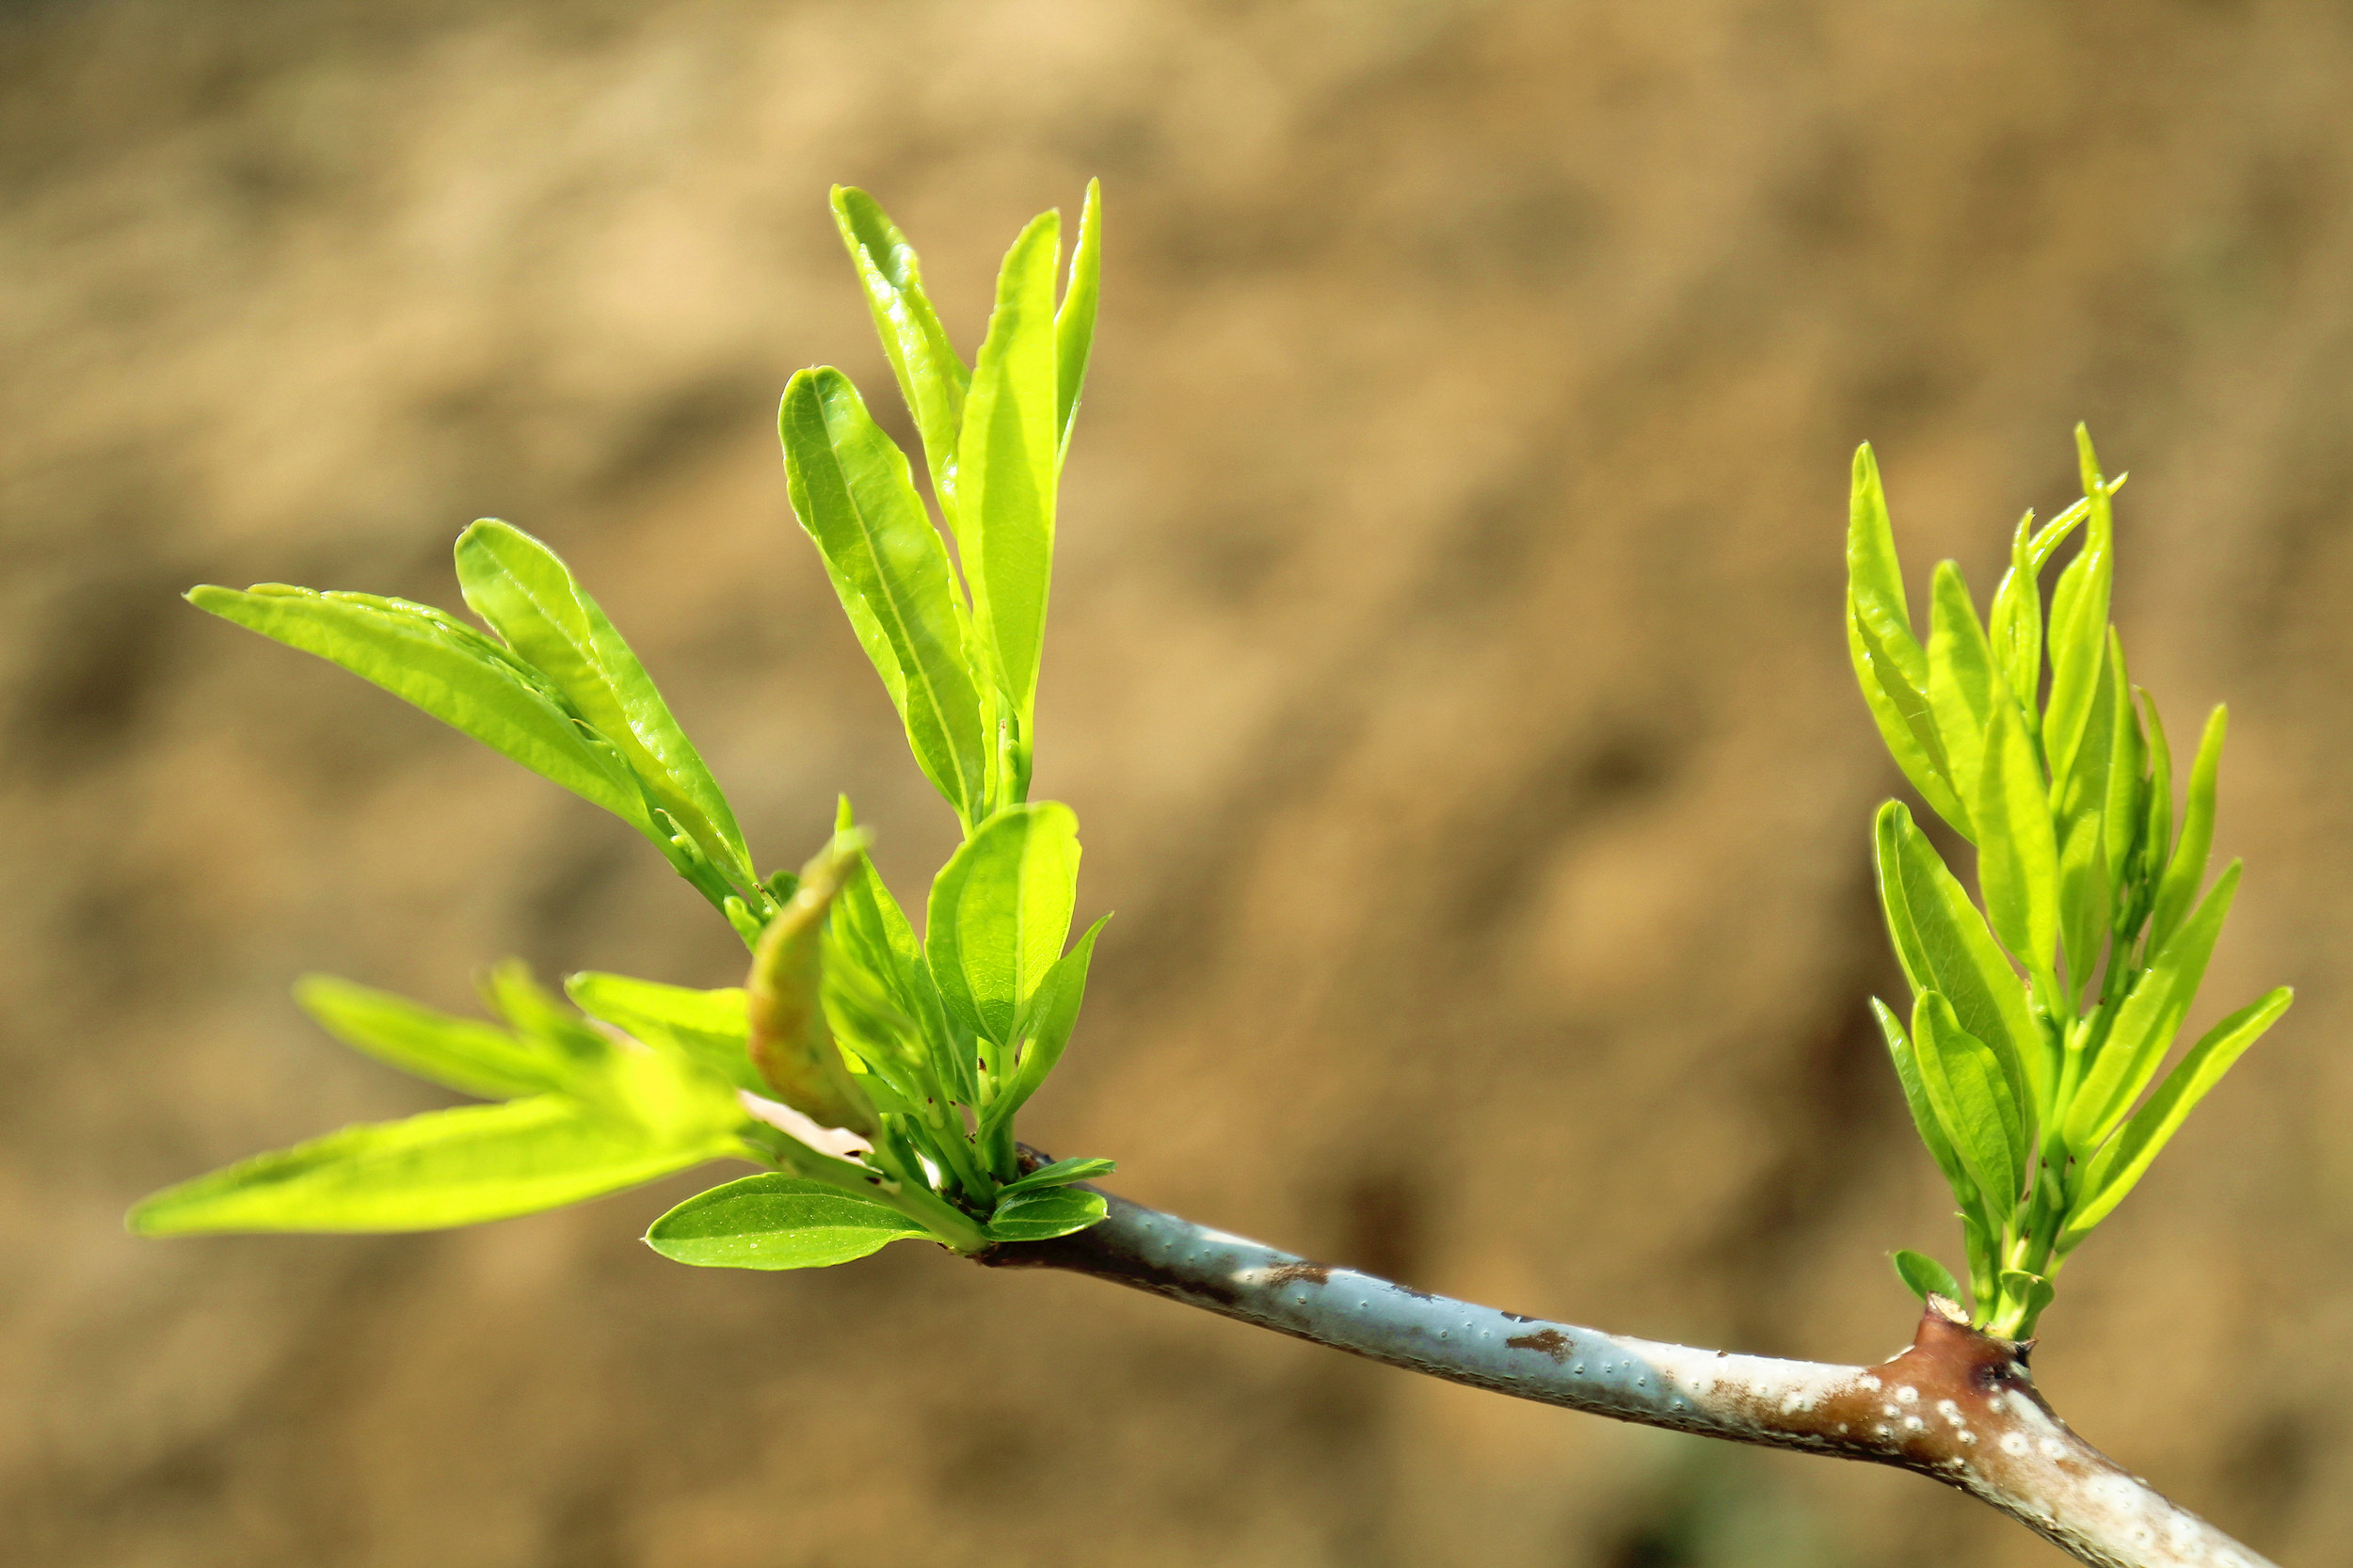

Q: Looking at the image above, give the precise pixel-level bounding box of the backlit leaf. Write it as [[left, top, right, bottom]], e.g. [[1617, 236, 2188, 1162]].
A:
[[2060, 986, 2292, 1247], [926, 802, 1080, 1046], [189, 584, 650, 833], [780, 368, 990, 824], [128, 1097, 733, 1235], [296, 974, 571, 1101], [455, 520, 752, 887], [832, 186, 971, 509], [955, 210, 1063, 741]]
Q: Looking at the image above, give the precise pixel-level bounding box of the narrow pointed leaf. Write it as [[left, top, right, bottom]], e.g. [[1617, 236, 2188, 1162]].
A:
[[1974, 681, 2061, 975], [566, 972, 765, 1095], [455, 520, 751, 886], [2043, 430, 2115, 783], [984, 1185, 1106, 1242], [955, 209, 1063, 733], [926, 802, 1080, 1046], [1875, 802, 2044, 1115], [2061, 987, 2292, 1247], [645, 1173, 930, 1269], [2147, 705, 2226, 954], [998, 1156, 1116, 1197], [780, 367, 990, 822], [2055, 639, 2119, 989], [1054, 179, 1103, 456], [296, 975, 572, 1100], [1869, 997, 1971, 1203], [189, 585, 650, 832], [832, 186, 970, 509], [1986, 511, 2042, 732], [1851, 602, 1969, 832], [2138, 688, 2175, 894], [2101, 634, 2147, 913], [1927, 561, 1996, 801], [982, 912, 1109, 1135], [2065, 861, 2244, 1151], [1846, 444, 1922, 684], [2025, 494, 2090, 571], [1913, 991, 2027, 1209], [127, 1097, 732, 1235]]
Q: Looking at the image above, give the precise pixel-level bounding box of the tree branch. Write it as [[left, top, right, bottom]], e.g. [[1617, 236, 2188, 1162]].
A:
[[978, 1189, 2273, 1568]]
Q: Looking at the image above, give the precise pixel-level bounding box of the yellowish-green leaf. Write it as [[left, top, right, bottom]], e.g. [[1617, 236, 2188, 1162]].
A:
[[832, 186, 971, 511], [926, 801, 1080, 1046], [780, 367, 990, 824], [2061, 986, 2292, 1248], [189, 584, 651, 834], [955, 209, 1063, 738], [127, 1097, 734, 1235], [1054, 179, 1103, 457], [2065, 860, 2243, 1152], [455, 520, 751, 888], [2147, 705, 2226, 954], [1974, 680, 2060, 976], [296, 974, 572, 1100]]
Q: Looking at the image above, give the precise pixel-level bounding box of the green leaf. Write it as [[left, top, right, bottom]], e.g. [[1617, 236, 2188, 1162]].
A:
[[1850, 600, 1969, 833], [926, 802, 1081, 1046], [454, 520, 752, 888], [824, 796, 961, 1095], [295, 974, 572, 1100], [1985, 511, 2042, 734], [984, 1185, 1106, 1242], [1926, 561, 1996, 807], [982, 913, 1110, 1136], [2061, 986, 2292, 1248], [1913, 991, 2027, 1211], [644, 1174, 930, 1269], [2064, 861, 2244, 1152], [2025, 494, 2090, 571], [565, 972, 766, 1095], [1996, 1269, 2057, 1336], [746, 831, 882, 1138], [2100, 634, 2147, 917], [483, 959, 612, 1073], [1873, 802, 2044, 1117], [1054, 179, 1103, 457], [780, 368, 991, 824], [1973, 680, 2060, 976], [189, 584, 651, 834], [1846, 445, 1921, 684], [954, 209, 1063, 741], [1846, 445, 1969, 832], [2054, 638, 2119, 991], [1892, 1248, 1962, 1305], [998, 1156, 1115, 1196], [832, 186, 971, 509], [2147, 705, 2226, 954], [2042, 427, 2116, 785], [1868, 998, 1973, 1205], [2137, 688, 2176, 897], [127, 1097, 733, 1235]]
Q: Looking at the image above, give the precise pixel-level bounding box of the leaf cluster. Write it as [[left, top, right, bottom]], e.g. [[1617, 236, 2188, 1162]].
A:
[[1850, 431, 2289, 1336], [133, 185, 1116, 1270]]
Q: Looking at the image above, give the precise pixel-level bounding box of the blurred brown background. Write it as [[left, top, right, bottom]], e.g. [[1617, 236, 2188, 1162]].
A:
[[5, 2, 2350, 1564]]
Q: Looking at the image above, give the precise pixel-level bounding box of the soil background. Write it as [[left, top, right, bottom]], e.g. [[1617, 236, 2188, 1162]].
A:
[[6, 3, 2352, 1565]]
